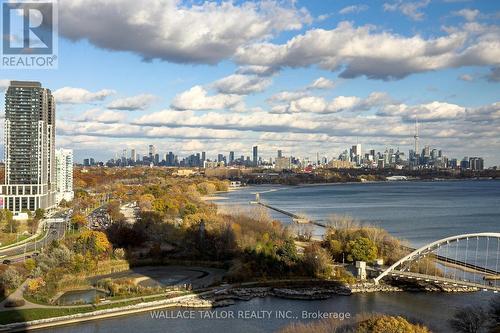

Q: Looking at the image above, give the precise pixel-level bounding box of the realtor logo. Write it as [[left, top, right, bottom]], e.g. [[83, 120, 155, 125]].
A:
[[1, 0, 58, 68]]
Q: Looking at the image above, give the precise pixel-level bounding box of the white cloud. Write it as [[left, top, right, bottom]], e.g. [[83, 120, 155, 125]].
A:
[[75, 109, 127, 123], [383, 0, 430, 21], [107, 94, 157, 110], [0, 80, 10, 92], [454, 8, 480, 21], [308, 77, 335, 89], [377, 101, 466, 122], [171, 85, 242, 110], [235, 21, 500, 80], [339, 5, 369, 15], [274, 92, 391, 114], [236, 65, 277, 77], [53, 87, 115, 104], [465, 102, 500, 122], [267, 91, 308, 103], [288, 96, 328, 113], [212, 74, 271, 95], [58, 0, 311, 65], [327, 96, 362, 113]]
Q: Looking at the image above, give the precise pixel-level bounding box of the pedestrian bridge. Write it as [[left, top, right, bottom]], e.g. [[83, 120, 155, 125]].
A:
[[374, 233, 500, 292]]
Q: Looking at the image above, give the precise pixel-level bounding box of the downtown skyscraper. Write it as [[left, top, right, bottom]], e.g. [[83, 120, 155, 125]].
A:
[[1, 81, 57, 212]]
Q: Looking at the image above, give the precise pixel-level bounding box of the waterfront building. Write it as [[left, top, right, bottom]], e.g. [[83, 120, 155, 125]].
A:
[[1, 81, 57, 212], [204, 161, 225, 168], [55, 148, 74, 203], [469, 157, 484, 171], [275, 156, 291, 171], [328, 160, 354, 169]]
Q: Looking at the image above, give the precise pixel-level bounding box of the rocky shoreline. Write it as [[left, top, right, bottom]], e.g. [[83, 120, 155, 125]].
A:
[[196, 283, 415, 308], [0, 282, 481, 331], [199, 282, 479, 308]]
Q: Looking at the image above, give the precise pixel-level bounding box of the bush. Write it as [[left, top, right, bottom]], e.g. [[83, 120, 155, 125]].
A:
[[357, 315, 430, 333], [279, 314, 430, 333], [0, 267, 22, 292]]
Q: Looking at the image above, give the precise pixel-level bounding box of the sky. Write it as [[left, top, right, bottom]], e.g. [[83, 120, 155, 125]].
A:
[[0, 0, 499, 165]]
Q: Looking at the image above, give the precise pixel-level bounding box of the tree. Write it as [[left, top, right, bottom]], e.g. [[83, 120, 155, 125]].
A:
[[71, 213, 87, 229], [0, 267, 22, 291], [358, 315, 430, 333], [34, 208, 45, 221], [107, 220, 145, 248], [0, 209, 14, 232], [26, 277, 46, 294], [3, 218, 19, 234], [302, 243, 333, 278], [24, 258, 37, 272], [489, 296, 500, 331], [449, 306, 487, 333], [325, 239, 344, 261], [347, 237, 378, 262], [75, 230, 112, 256]]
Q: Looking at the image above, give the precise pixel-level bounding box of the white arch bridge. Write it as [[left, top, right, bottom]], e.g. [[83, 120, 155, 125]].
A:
[[374, 233, 500, 292]]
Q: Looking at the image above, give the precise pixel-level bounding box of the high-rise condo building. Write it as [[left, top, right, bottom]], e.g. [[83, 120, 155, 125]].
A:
[[253, 146, 258, 166], [148, 144, 156, 160], [55, 148, 74, 203], [1, 81, 56, 212]]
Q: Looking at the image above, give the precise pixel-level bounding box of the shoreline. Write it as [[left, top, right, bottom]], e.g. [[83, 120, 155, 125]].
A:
[[0, 281, 480, 331]]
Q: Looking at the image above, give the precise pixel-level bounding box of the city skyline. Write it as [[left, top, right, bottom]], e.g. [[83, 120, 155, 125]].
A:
[[0, 1, 498, 166]]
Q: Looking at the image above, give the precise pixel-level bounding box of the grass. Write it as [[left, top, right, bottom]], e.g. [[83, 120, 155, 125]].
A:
[[0, 233, 29, 248], [0, 299, 145, 325], [1, 290, 194, 325]]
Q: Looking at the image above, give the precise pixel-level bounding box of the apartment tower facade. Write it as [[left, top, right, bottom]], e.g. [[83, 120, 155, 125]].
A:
[[1, 81, 57, 213]]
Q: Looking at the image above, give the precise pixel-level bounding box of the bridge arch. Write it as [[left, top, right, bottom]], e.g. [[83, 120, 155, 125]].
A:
[[374, 232, 500, 286]]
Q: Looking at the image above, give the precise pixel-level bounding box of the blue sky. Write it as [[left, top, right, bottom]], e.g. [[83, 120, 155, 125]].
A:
[[1, 0, 499, 165]]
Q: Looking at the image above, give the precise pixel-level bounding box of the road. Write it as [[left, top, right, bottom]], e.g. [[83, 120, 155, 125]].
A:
[[0, 216, 68, 262]]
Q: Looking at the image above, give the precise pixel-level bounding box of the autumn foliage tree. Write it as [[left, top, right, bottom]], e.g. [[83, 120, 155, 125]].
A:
[[74, 230, 111, 257], [71, 213, 87, 229]]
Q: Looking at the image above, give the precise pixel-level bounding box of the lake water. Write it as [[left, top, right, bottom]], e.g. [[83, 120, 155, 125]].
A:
[[38, 180, 500, 333], [219, 180, 500, 248]]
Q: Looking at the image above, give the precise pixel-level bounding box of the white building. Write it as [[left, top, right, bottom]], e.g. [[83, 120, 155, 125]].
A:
[[55, 148, 74, 203], [1, 81, 57, 213]]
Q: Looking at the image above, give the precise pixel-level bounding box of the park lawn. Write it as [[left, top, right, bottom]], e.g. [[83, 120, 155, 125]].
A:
[[0, 222, 31, 247], [0, 299, 145, 325]]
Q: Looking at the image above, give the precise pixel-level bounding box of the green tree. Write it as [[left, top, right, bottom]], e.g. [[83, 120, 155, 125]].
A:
[[3, 215, 18, 234], [34, 208, 45, 221], [24, 258, 37, 272], [347, 237, 378, 262], [325, 239, 344, 261]]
